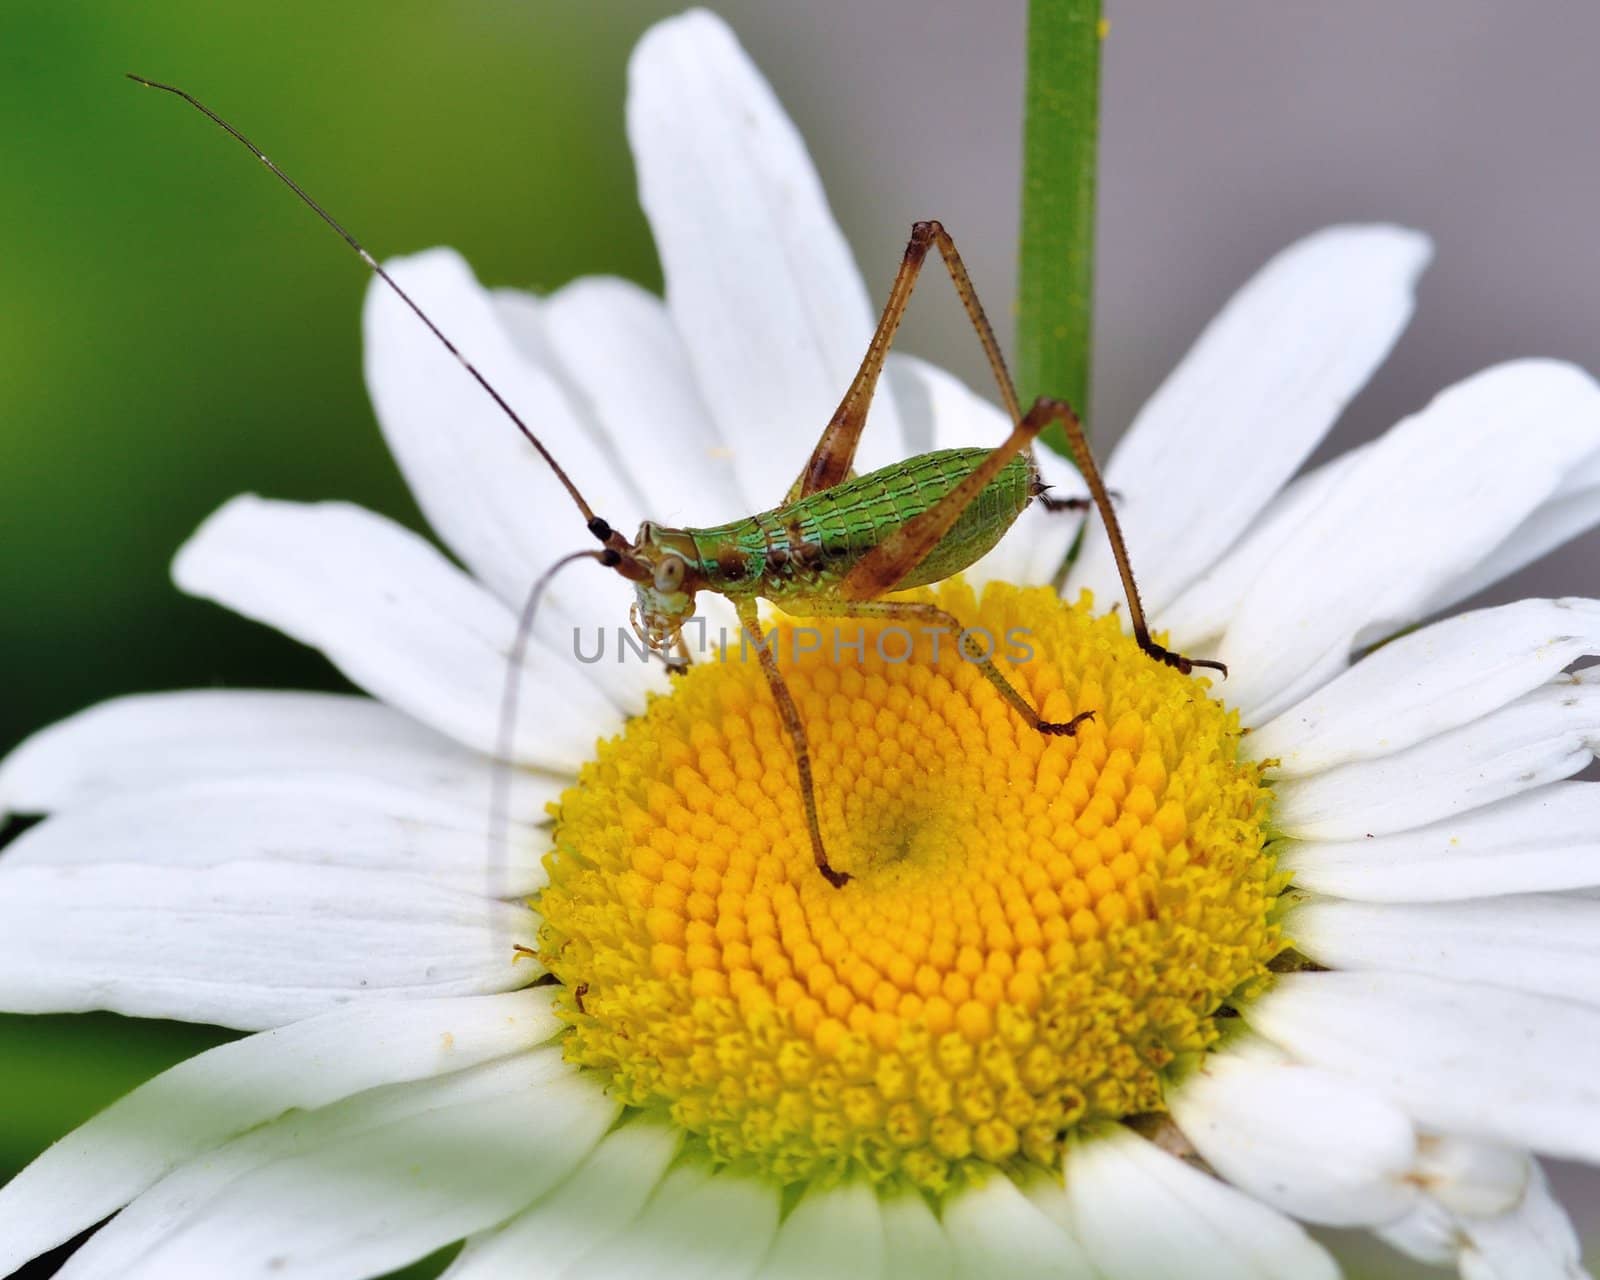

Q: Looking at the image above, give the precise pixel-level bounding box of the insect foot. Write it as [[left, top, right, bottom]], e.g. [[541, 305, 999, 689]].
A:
[[819, 863, 852, 889], [1037, 710, 1096, 736], [1142, 641, 1229, 680]]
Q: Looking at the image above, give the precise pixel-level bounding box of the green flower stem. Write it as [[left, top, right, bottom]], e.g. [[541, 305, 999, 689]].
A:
[[1017, 0, 1103, 446]]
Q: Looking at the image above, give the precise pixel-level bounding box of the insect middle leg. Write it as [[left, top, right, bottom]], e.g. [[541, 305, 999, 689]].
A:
[[734, 599, 849, 888], [792, 597, 1095, 738]]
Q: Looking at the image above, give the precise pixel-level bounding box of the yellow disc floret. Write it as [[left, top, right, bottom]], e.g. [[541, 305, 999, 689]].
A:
[[537, 581, 1282, 1192]]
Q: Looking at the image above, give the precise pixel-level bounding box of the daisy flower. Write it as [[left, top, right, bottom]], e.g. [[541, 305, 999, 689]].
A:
[[4, 9, 1600, 1278]]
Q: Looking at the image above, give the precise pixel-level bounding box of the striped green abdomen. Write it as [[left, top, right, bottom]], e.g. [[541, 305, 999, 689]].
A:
[[688, 448, 1034, 599]]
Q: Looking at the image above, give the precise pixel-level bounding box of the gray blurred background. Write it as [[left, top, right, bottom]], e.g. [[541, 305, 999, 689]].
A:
[[2, 2, 1596, 1275]]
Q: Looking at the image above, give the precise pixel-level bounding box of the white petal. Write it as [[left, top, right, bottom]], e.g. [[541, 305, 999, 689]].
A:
[[1374, 1192, 1462, 1266], [1219, 360, 1600, 722], [1272, 673, 1600, 840], [1072, 225, 1430, 615], [1374, 1144, 1566, 1275], [0, 860, 536, 1029], [1158, 446, 1367, 650], [1247, 971, 1600, 1162], [59, 1051, 561, 1279], [363, 248, 645, 605], [102, 1051, 616, 1280], [761, 1179, 883, 1279], [1456, 1160, 1588, 1280], [1168, 1047, 1419, 1226], [497, 279, 744, 528], [1281, 782, 1600, 901], [1065, 1126, 1339, 1279], [879, 1186, 953, 1280], [564, 1162, 779, 1280], [0, 690, 561, 823], [442, 1120, 681, 1280], [0, 990, 555, 1277], [1252, 597, 1600, 778], [627, 10, 906, 510], [1426, 445, 1600, 617], [173, 495, 624, 769], [1288, 894, 1600, 1005], [884, 354, 1087, 589], [2, 776, 546, 897], [941, 1175, 1095, 1279], [1416, 1134, 1531, 1219]]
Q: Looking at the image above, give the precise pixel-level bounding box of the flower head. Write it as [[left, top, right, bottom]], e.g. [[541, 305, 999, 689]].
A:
[[4, 9, 1600, 1279]]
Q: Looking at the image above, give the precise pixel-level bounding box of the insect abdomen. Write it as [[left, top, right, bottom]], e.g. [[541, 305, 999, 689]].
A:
[[688, 448, 1034, 597]]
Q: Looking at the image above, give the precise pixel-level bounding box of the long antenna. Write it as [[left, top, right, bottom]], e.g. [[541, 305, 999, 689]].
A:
[[126, 73, 616, 546], [487, 547, 617, 948]]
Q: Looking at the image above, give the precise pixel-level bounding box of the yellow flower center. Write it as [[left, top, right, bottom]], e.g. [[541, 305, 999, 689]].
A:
[[537, 581, 1282, 1192]]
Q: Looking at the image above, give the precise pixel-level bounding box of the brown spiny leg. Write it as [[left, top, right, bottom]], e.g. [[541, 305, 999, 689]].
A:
[[842, 396, 1225, 678], [845, 225, 1222, 679], [793, 223, 939, 501], [1046, 403, 1228, 679], [790, 597, 1094, 738], [735, 599, 848, 888], [795, 219, 1039, 503]]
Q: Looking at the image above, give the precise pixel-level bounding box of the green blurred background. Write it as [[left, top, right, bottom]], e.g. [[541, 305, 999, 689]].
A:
[[3, 2, 1597, 1276]]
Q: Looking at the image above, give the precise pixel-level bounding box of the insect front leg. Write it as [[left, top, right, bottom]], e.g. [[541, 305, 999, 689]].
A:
[[789, 598, 1093, 738], [735, 600, 849, 888]]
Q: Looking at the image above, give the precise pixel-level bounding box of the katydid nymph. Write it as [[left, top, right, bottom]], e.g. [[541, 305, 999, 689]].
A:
[[129, 77, 1225, 889]]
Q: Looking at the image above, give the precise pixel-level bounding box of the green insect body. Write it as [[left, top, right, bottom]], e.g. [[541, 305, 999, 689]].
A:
[[641, 449, 1036, 607]]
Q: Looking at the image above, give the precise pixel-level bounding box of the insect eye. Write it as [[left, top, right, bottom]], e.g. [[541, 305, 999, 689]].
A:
[[654, 555, 687, 593]]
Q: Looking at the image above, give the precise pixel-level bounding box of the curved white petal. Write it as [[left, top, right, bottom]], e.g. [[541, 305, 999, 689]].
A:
[[0, 690, 561, 824], [1455, 1160, 1587, 1280], [58, 1051, 554, 1278], [941, 1175, 1095, 1279], [563, 1162, 779, 1280], [879, 1186, 952, 1280], [1247, 972, 1600, 1162], [1288, 894, 1600, 1005], [0, 860, 536, 1029], [442, 1121, 681, 1280], [1374, 1191, 1464, 1266], [1158, 446, 1367, 650], [1073, 225, 1430, 615], [1376, 1150, 1583, 1280], [2, 776, 546, 897], [627, 9, 905, 510], [496, 279, 744, 528], [1252, 597, 1600, 778], [761, 1178, 883, 1279], [1426, 445, 1600, 618], [173, 496, 625, 769], [84, 1051, 615, 1280], [883, 354, 1088, 589], [0, 990, 555, 1277], [1065, 1126, 1338, 1279], [1272, 673, 1600, 840], [1168, 1047, 1419, 1226], [1281, 782, 1600, 902], [1415, 1134, 1531, 1219], [1219, 359, 1600, 723], [363, 248, 645, 605]]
